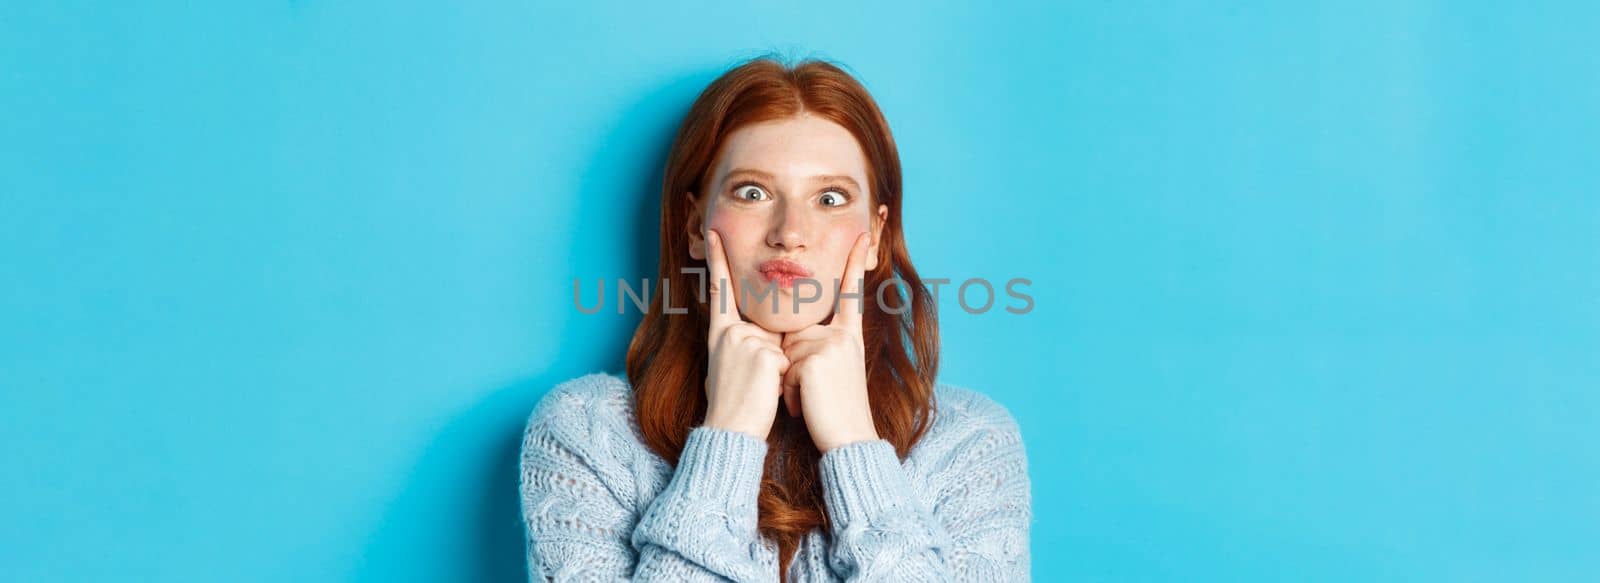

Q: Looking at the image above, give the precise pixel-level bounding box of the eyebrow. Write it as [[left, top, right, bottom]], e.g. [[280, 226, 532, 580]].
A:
[[724, 168, 862, 190]]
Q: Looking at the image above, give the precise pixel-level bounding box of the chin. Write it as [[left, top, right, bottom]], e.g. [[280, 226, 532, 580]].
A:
[[743, 307, 830, 333]]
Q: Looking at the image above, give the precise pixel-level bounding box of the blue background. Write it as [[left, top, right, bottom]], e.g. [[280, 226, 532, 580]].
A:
[[3, 1, 1596, 581]]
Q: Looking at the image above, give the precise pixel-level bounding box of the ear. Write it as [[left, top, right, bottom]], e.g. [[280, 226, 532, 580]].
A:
[[685, 191, 707, 260], [866, 203, 888, 270]]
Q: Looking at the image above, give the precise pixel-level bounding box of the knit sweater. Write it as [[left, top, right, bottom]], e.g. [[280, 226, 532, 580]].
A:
[[518, 372, 1032, 582]]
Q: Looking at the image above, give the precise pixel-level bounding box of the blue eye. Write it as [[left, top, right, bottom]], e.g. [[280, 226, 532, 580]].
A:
[[820, 191, 846, 207], [736, 185, 769, 201]]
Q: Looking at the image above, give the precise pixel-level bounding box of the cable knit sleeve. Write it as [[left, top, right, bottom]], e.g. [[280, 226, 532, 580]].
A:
[[519, 376, 776, 582], [817, 391, 1032, 581], [628, 425, 775, 582]]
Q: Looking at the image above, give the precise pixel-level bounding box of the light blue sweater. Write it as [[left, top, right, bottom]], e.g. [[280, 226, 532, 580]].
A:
[[519, 372, 1031, 581]]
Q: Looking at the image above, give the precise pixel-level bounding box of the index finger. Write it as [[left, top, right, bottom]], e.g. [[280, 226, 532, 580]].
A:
[[705, 230, 740, 336], [833, 232, 870, 331]]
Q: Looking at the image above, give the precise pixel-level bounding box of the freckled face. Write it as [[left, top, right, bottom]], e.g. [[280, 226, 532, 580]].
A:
[[687, 114, 888, 333]]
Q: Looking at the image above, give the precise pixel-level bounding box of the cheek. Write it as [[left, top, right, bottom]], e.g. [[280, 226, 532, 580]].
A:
[[705, 210, 762, 265], [827, 212, 872, 247], [824, 219, 868, 243], [820, 219, 871, 276]]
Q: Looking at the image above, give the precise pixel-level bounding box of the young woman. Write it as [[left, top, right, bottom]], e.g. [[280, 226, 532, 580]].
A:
[[520, 55, 1031, 581]]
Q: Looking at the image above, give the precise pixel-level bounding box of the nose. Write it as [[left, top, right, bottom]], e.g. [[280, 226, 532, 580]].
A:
[[765, 200, 810, 251]]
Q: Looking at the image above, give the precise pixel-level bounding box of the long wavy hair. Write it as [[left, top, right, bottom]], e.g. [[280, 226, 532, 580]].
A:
[[626, 55, 940, 578]]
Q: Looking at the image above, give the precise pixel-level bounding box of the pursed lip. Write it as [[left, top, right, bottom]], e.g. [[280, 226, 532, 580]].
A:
[[757, 258, 813, 278]]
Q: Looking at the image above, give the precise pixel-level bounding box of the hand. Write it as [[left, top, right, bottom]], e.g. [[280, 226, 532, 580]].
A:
[[701, 230, 791, 440], [781, 232, 880, 452]]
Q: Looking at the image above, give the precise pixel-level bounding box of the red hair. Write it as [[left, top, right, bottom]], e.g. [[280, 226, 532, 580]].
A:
[[626, 55, 940, 578]]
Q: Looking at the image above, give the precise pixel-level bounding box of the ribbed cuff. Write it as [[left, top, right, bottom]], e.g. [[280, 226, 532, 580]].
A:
[[818, 439, 911, 528], [672, 425, 769, 505]]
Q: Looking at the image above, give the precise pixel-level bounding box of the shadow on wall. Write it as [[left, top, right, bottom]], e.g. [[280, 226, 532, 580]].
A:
[[352, 68, 718, 581]]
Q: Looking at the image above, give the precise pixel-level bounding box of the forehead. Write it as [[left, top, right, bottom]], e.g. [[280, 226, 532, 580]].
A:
[[712, 114, 869, 186]]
